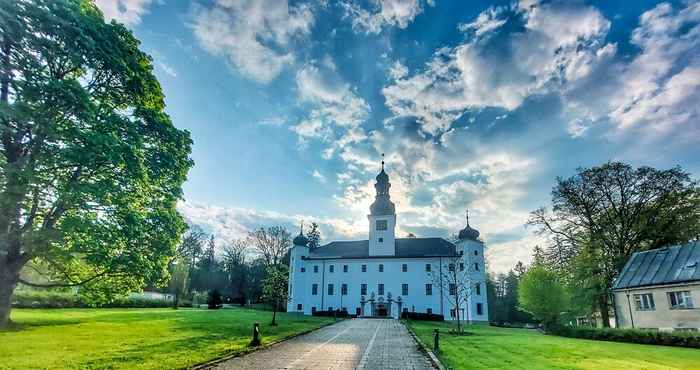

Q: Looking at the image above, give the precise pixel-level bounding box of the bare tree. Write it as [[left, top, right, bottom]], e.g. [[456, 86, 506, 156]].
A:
[[432, 252, 479, 334], [222, 238, 249, 305], [248, 226, 291, 267]]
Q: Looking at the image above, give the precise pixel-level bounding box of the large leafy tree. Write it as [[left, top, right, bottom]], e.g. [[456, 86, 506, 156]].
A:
[[0, 0, 193, 326], [528, 162, 700, 326], [518, 266, 570, 331]]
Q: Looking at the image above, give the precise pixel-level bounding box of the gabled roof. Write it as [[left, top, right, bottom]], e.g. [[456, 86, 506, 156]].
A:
[[307, 237, 457, 259], [612, 241, 700, 290]]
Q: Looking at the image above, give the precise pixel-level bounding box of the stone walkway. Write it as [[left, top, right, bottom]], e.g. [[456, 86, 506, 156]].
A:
[[212, 319, 436, 370]]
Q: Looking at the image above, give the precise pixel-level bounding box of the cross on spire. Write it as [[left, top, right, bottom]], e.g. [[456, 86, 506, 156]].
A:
[[381, 153, 385, 170], [300, 220, 304, 235], [465, 209, 470, 226]]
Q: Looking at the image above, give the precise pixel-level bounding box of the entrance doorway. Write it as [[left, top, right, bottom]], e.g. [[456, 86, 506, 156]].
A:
[[376, 303, 388, 317]]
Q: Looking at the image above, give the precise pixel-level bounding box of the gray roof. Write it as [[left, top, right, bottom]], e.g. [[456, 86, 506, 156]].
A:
[[613, 241, 700, 290], [307, 238, 457, 259]]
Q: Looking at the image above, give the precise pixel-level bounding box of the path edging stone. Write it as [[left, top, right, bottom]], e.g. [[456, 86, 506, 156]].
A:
[[188, 319, 342, 370], [402, 320, 447, 370]]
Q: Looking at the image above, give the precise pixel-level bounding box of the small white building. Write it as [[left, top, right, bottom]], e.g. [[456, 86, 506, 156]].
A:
[[287, 162, 489, 321], [612, 241, 699, 332]]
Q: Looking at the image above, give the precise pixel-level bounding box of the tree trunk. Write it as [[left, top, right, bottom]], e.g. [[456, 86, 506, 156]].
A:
[[599, 295, 610, 328], [271, 306, 277, 326], [173, 292, 179, 309], [0, 259, 22, 328]]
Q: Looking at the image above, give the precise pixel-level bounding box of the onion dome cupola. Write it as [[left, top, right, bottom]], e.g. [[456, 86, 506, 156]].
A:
[[293, 222, 309, 246], [369, 155, 396, 216], [458, 210, 480, 241]]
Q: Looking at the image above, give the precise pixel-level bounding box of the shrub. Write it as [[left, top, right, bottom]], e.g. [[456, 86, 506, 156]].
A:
[[312, 309, 351, 318], [207, 289, 223, 309], [550, 325, 700, 348], [401, 311, 445, 321]]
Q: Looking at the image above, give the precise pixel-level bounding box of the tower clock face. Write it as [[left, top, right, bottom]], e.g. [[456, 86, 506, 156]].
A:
[[376, 220, 388, 230]]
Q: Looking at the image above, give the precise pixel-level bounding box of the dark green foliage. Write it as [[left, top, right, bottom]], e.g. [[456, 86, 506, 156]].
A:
[[550, 325, 700, 348], [487, 266, 536, 324], [306, 222, 321, 249], [401, 311, 445, 321], [207, 289, 222, 309]]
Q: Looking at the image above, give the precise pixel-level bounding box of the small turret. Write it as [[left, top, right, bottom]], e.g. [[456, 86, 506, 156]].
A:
[[293, 222, 309, 246]]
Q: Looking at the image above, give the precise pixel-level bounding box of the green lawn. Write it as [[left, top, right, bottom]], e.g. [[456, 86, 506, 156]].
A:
[[406, 321, 700, 370], [1, 308, 333, 369]]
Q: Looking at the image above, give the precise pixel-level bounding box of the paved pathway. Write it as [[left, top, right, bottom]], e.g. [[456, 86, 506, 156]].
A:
[[212, 319, 436, 370]]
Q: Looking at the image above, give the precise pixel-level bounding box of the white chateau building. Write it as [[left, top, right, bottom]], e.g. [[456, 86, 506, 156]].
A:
[[287, 162, 489, 321]]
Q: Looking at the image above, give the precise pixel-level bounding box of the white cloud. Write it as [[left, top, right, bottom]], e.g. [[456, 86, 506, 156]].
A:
[[342, 0, 432, 34], [383, 2, 613, 134], [291, 62, 371, 157], [95, 0, 155, 26], [191, 0, 314, 83], [177, 201, 364, 246], [312, 169, 326, 183], [157, 61, 177, 78], [388, 60, 408, 80], [606, 2, 700, 135]]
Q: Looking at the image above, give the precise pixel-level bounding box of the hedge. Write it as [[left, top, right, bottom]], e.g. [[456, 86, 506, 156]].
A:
[[312, 309, 352, 318], [12, 290, 175, 309], [401, 311, 444, 321], [550, 325, 700, 348]]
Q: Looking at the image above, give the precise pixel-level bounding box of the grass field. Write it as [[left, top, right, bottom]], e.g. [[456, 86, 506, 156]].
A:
[[1, 308, 333, 369], [407, 321, 700, 370]]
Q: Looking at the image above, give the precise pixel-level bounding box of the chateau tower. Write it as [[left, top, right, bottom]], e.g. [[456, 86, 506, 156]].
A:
[[368, 156, 396, 256]]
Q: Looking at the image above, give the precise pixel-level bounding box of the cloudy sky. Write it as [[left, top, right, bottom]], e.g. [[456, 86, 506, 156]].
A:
[[96, 0, 700, 272]]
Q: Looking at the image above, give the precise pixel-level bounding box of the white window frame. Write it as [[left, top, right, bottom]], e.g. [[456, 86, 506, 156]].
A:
[[668, 291, 694, 309], [633, 293, 655, 311]]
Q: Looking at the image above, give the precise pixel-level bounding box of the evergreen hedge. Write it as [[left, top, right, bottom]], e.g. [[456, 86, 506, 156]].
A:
[[12, 290, 174, 309], [550, 325, 700, 348]]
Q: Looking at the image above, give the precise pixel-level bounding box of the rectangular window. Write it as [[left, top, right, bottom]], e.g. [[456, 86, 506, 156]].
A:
[[378, 237, 383, 243], [297, 304, 302, 310], [634, 293, 655, 311], [402, 283, 408, 296], [402, 264, 408, 272], [427, 308, 433, 314], [361, 283, 367, 296], [362, 264, 367, 272], [474, 263, 480, 271], [379, 264, 384, 272], [312, 284, 318, 296], [425, 284, 432, 296], [376, 220, 388, 230], [449, 283, 456, 296], [328, 284, 334, 296], [668, 291, 694, 309], [343, 264, 348, 273], [425, 264, 431, 272], [459, 262, 464, 271], [448, 263, 455, 272], [311, 307, 317, 313], [476, 283, 481, 296], [341, 283, 348, 296], [450, 309, 455, 318], [474, 250, 478, 256], [329, 265, 334, 273], [378, 283, 384, 296], [314, 265, 319, 273], [300, 267, 306, 273], [477, 303, 483, 315]]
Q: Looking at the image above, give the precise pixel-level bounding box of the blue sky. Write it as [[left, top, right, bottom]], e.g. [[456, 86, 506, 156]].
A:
[[96, 0, 700, 271]]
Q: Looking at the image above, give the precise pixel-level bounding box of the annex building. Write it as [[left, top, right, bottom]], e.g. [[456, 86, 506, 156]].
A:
[[287, 161, 489, 321]]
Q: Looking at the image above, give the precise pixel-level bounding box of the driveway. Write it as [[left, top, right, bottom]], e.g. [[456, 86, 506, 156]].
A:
[[212, 318, 436, 370]]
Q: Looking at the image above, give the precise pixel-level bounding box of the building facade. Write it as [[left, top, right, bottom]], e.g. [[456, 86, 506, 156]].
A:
[[287, 162, 489, 321], [612, 242, 699, 332]]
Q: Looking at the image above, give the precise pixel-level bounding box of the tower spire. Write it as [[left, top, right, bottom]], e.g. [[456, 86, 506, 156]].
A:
[[381, 153, 385, 171], [466, 209, 470, 226]]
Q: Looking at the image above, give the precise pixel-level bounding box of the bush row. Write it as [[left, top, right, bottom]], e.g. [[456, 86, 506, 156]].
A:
[[550, 325, 700, 348], [401, 311, 444, 321], [11, 290, 176, 309], [312, 309, 352, 318]]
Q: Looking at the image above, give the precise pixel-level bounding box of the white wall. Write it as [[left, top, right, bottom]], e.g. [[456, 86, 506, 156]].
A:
[[288, 245, 489, 322], [614, 282, 700, 331]]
